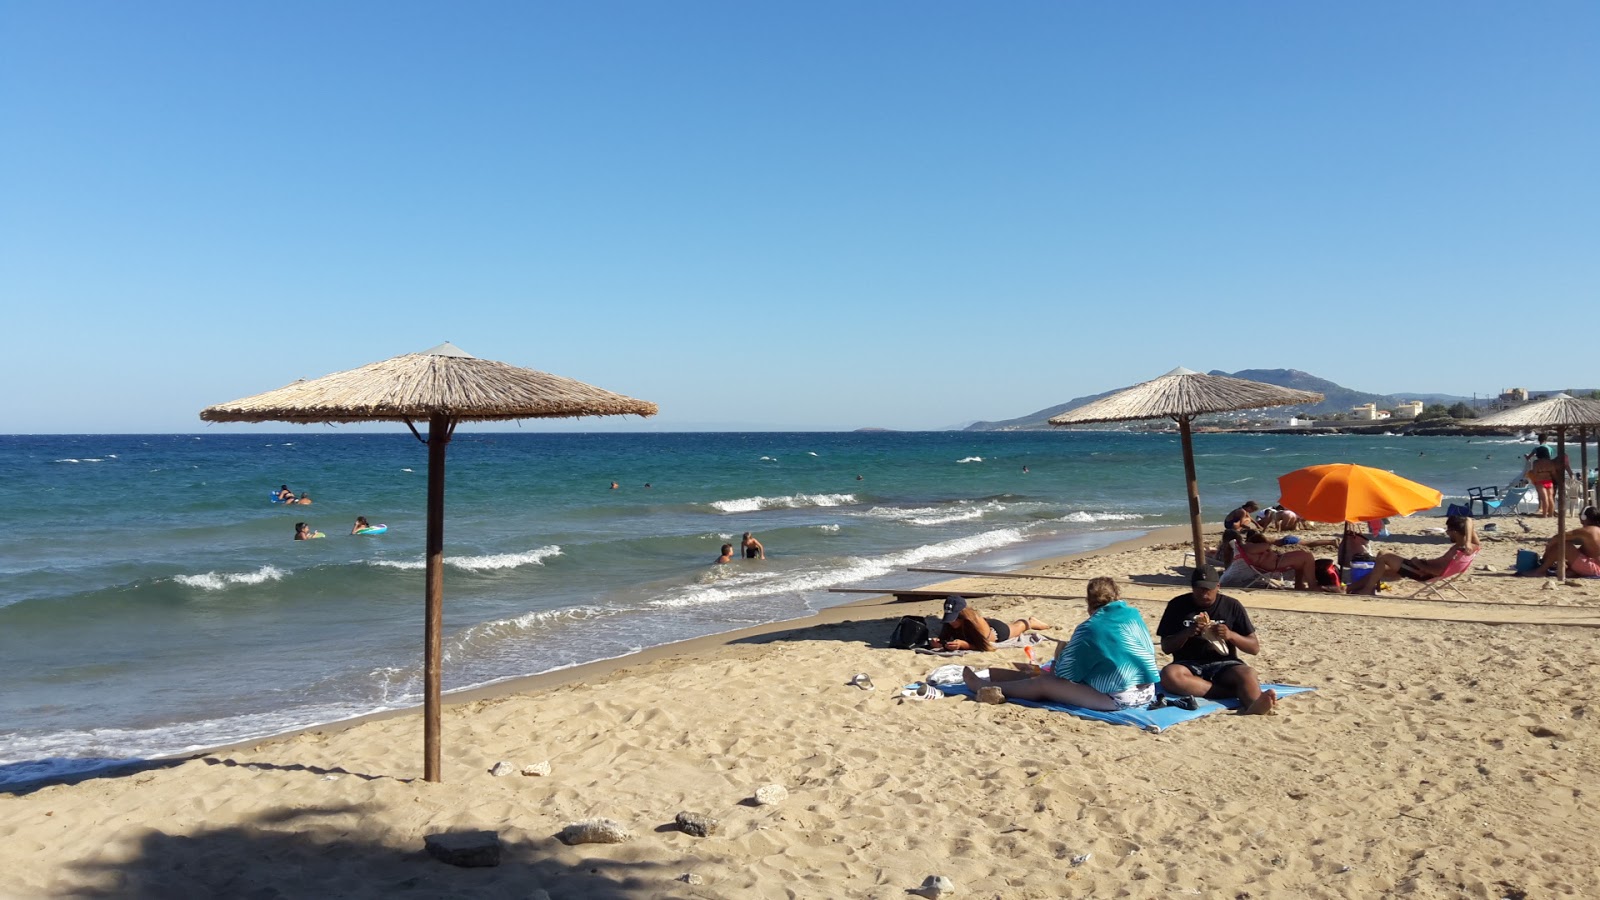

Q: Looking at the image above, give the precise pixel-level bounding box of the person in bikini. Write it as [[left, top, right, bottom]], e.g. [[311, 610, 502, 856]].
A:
[[1533, 506, 1600, 578], [1224, 501, 1262, 534], [1525, 447, 1573, 518], [1156, 566, 1276, 715], [1237, 531, 1328, 590], [930, 595, 1051, 652], [1347, 515, 1478, 595]]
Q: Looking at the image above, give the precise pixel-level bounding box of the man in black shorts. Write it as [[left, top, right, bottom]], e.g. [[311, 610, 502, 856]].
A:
[[1156, 566, 1276, 715]]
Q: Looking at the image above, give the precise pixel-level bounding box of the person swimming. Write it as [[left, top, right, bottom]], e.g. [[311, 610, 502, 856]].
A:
[[714, 543, 734, 564], [351, 516, 371, 535], [277, 485, 295, 502], [294, 522, 324, 540]]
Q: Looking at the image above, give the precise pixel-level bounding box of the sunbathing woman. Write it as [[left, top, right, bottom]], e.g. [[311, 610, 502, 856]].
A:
[[931, 595, 1051, 652], [962, 577, 1158, 711], [1238, 531, 1323, 591], [1348, 515, 1478, 595]]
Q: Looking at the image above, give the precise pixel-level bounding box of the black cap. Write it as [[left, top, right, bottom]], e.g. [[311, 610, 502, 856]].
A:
[[942, 595, 967, 623], [1191, 566, 1220, 589]]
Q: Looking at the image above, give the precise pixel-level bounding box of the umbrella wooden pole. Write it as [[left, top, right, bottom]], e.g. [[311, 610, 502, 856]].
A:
[[423, 413, 452, 782], [1178, 416, 1206, 568], [1557, 428, 1567, 583]]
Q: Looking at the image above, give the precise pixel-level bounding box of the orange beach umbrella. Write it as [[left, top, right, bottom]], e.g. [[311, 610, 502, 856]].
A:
[[1277, 463, 1442, 523]]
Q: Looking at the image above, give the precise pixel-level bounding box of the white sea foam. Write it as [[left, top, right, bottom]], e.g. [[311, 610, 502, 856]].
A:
[[710, 493, 857, 513], [813, 523, 841, 532], [649, 527, 1026, 611], [54, 458, 106, 463], [452, 604, 610, 646], [956, 456, 984, 463], [807, 451, 819, 457], [175, 565, 286, 590], [368, 545, 561, 572], [1059, 511, 1145, 524], [862, 500, 1001, 525]]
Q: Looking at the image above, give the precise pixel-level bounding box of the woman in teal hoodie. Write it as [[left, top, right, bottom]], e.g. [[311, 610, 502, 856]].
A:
[[963, 577, 1159, 711]]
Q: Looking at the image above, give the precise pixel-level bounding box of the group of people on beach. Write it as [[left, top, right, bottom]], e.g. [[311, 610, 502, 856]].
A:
[[958, 567, 1278, 716]]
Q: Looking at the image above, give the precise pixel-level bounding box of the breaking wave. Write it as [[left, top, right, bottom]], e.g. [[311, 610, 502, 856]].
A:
[[368, 545, 562, 572], [710, 493, 857, 513], [174, 566, 286, 591]]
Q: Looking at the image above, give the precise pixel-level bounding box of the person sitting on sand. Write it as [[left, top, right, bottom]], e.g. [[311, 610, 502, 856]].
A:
[[1347, 515, 1479, 595], [1225, 501, 1262, 534], [1238, 531, 1327, 591], [931, 595, 1051, 652], [1156, 566, 1276, 715], [1532, 506, 1600, 578], [962, 577, 1158, 710], [714, 543, 734, 564], [741, 532, 765, 560]]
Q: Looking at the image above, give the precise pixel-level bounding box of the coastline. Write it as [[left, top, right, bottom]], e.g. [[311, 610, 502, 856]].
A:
[[5, 516, 1598, 897]]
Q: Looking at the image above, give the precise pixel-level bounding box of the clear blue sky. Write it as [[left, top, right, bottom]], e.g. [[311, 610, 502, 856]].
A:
[[2, 3, 1595, 432]]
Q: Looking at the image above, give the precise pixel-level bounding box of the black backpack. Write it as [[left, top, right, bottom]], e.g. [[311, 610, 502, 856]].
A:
[[888, 615, 931, 650]]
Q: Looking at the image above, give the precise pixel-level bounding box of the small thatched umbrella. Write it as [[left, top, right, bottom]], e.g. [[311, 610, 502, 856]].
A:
[[1472, 394, 1600, 582], [201, 342, 657, 781], [1048, 368, 1323, 565]]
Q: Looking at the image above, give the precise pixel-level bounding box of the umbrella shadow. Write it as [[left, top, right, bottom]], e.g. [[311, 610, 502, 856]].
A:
[[729, 615, 903, 648], [65, 803, 679, 899]]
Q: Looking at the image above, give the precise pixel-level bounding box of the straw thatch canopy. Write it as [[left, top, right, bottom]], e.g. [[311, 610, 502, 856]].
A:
[[1049, 367, 1323, 425], [1048, 368, 1324, 568], [201, 342, 657, 425], [199, 342, 656, 783], [1469, 394, 1600, 430]]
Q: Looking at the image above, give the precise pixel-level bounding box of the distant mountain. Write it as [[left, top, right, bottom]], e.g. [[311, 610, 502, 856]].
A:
[[963, 369, 1474, 432]]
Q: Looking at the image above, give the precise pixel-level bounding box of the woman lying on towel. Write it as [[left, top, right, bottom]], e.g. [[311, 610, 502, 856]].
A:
[[930, 595, 1050, 652], [962, 577, 1159, 711], [1348, 515, 1479, 595]]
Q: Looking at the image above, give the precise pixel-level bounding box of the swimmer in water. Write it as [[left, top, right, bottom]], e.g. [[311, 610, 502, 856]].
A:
[[610, 481, 619, 490], [741, 532, 765, 560], [294, 522, 322, 540], [292, 491, 312, 505], [715, 543, 734, 564], [351, 516, 371, 535], [277, 485, 295, 502]]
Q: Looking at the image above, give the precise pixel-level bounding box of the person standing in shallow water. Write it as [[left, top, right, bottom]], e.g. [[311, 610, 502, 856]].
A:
[[741, 532, 765, 559], [714, 544, 734, 564]]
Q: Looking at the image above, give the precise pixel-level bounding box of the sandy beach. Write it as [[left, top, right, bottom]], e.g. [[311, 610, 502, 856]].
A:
[[5, 513, 1600, 898]]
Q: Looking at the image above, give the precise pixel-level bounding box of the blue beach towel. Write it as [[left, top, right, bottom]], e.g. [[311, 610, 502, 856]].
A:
[[940, 683, 1315, 732]]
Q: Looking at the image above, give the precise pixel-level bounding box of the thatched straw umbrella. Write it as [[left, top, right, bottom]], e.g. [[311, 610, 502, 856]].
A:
[[1472, 394, 1600, 582], [1048, 368, 1323, 566], [201, 342, 657, 781]]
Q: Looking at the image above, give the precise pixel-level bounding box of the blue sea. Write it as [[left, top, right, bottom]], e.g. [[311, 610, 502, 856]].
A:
[[0, 430, 1538, 787]]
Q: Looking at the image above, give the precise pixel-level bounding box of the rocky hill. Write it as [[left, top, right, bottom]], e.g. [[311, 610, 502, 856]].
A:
[[964, 369, 1474, 431]]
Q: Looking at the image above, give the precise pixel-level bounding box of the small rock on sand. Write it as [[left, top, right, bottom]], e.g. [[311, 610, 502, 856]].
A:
[[521, 761, 552, 777], [489, 761, 516, 777], [678, 872, 705, 885], [560, 818, 632, 845], [424, 830, 501, 867], [916, 874, 956, 897], [675, 811, 720, 837], [754, 784, 788, 806]]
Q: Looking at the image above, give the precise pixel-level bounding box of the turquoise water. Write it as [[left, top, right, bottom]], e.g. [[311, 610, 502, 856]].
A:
[[0, 430, 1539, 786]]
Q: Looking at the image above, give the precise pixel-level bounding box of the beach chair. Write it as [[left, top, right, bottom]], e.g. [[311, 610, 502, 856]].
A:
[[1468, 484, 1532, 517], [1227, 540, 1290, 589], [1405, 549, 1479, 601]]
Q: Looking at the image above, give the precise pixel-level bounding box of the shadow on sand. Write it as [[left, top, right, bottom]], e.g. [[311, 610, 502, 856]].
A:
[[66, 803, 681, 899]]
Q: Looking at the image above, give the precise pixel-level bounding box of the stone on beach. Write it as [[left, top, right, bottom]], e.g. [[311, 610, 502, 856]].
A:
[[521, 761, 552, 776], [560, 818, 633, 845], [489, 760, 516, 777], [915, 874, 956, 897], [675, 811, 720, 837], [753, 784, 788, 806], [423, 830, 501, 867]]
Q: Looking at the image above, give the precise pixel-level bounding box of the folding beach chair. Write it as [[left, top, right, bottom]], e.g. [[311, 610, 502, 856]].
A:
[[1405, 549, 1479, 601], [1227, 540, 1290, 589]]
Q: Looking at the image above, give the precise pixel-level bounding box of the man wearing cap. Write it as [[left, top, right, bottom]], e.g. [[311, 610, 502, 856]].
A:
[[930, 595, 1051, 652], [1155, 566, 1276, 715]]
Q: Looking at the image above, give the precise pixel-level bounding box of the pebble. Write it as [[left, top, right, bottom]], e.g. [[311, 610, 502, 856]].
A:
[[1071, 853, 1092, 866], [678, 873, 705, 885], [676, 811, 720, 837], [917, 874, 956, 898], [521, 761, 552, 777], [560, 818, 632, 845], [754, 784, 788, 806], [489, 761, 517, 777]]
